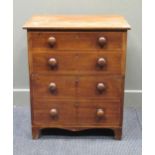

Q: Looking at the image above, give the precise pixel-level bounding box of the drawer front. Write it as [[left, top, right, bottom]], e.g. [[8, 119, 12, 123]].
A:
[[77, 100, 121, 126], [33, 100, 76, 126], [77, 76, 123, 100], [32, 100, 121, 126], [32, 75, 123, 100], [32, 52, 122, 74], [29, 31, 124, 51], [32, 75, 76, 99]]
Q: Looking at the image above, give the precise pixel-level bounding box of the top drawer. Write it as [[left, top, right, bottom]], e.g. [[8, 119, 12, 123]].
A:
[[28, 31, 124, 51]]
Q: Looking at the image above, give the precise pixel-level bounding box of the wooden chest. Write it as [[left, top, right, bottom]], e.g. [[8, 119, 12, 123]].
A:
[[23, 15, 130, 139]]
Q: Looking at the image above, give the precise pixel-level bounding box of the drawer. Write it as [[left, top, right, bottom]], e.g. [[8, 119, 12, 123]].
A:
[[77, 75, 123, 100], [32, 52, 122, 75], [32, 99, 121, 126], [33, 100, 76, 126], [32, 75, 123, 100], [28, 31, 124, 51], [77, 100, 121, 126]]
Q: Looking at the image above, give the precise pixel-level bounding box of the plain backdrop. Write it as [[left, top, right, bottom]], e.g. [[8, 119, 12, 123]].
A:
[[13, 0, 142, 106]]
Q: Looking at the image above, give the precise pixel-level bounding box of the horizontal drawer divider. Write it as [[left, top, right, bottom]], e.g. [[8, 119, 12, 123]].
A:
[[33, 98, 122, 102], [31, 50, 123, 53]]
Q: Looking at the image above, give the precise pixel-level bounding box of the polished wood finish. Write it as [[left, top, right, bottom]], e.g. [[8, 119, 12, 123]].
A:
[[32, 75, 123, 100], [33, 100, 76, 125], [77, 76, 123, 100], [32, 75, 76, 99], [23, 15, 130, 30], [32, 100, 121, 126], [32, 52, 122, 75], [28, 31, 124, 51], [23, 15, 130, 140], [77, 100, 121, 125]]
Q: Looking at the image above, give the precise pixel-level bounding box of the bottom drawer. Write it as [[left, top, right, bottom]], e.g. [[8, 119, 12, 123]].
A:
[[32, 100, 121, 127]]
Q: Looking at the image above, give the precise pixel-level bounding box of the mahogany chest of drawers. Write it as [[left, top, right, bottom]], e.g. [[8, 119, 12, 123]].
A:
[[23, 15, 130, 139]]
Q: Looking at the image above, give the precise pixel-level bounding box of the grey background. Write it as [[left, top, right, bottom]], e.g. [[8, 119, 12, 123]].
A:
[[13, 0, 142, 107]]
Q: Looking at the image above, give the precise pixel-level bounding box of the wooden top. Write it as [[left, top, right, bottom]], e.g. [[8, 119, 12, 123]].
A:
[[23, 15, 131, 30]]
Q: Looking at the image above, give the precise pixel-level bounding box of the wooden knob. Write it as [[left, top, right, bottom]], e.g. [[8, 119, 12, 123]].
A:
[[96, 109, 104, 118], [50, 108, 58, 117], [97, 83, 106, 92], [48, 36, 56, 47], [98, 37, 107, 47], [49, 82, 57, 92], [48, 58, 57, 68], [97, 58, 106, 68]]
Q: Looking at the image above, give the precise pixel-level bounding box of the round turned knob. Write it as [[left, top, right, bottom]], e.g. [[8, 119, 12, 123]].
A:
[[49, 82, 57, 92], [48, 36, 56, 47], [48, 58, 57, 68], [97, 58, 106, 68], [50, 108, 58, 117], [97, 83, 106, 92], [98, 37, 107, 47], [96, 109, 104, 118]]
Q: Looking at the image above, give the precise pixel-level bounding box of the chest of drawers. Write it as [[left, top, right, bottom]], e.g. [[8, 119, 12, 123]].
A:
[[23, 15, 130, 139]]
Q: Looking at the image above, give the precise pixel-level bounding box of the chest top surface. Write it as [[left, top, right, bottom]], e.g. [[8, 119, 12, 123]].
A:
[[23, 15, 131, 30]]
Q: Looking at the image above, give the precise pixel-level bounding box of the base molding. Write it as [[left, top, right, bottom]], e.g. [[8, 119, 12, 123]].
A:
[[32, 126, 122, 140]]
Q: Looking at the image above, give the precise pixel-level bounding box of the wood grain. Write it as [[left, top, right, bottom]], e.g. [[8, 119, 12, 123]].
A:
[[28, 31, 124, 51], [31, 74, 123, 100], [31, 74, 76, 100], [77, 76, 123, 100], [32, 52, 122, 75], [33, 100, 76, 126], [23, 15, 131, 30], [77, 100, 121, 126], [23, 15, 130, 139], [32, 100, 121, 127]]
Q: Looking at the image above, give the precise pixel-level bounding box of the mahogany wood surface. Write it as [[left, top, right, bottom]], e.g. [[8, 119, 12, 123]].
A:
[[32, 100, 121, 127], [28, 31, 124, 51], [32, 52, 122, 75], [24, 15, 130, 140], [31, 75, 123, 100], [23, 15, 130, 30]]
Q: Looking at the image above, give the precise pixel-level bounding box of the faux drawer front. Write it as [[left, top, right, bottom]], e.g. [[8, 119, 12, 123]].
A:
[[77, 76, 123, 100], [29, 31, 124, 51], [32, 52, 122, 74], [77, 100, 121, 126], [32, 75, 76, 99], [33, 100, 76, 126]]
